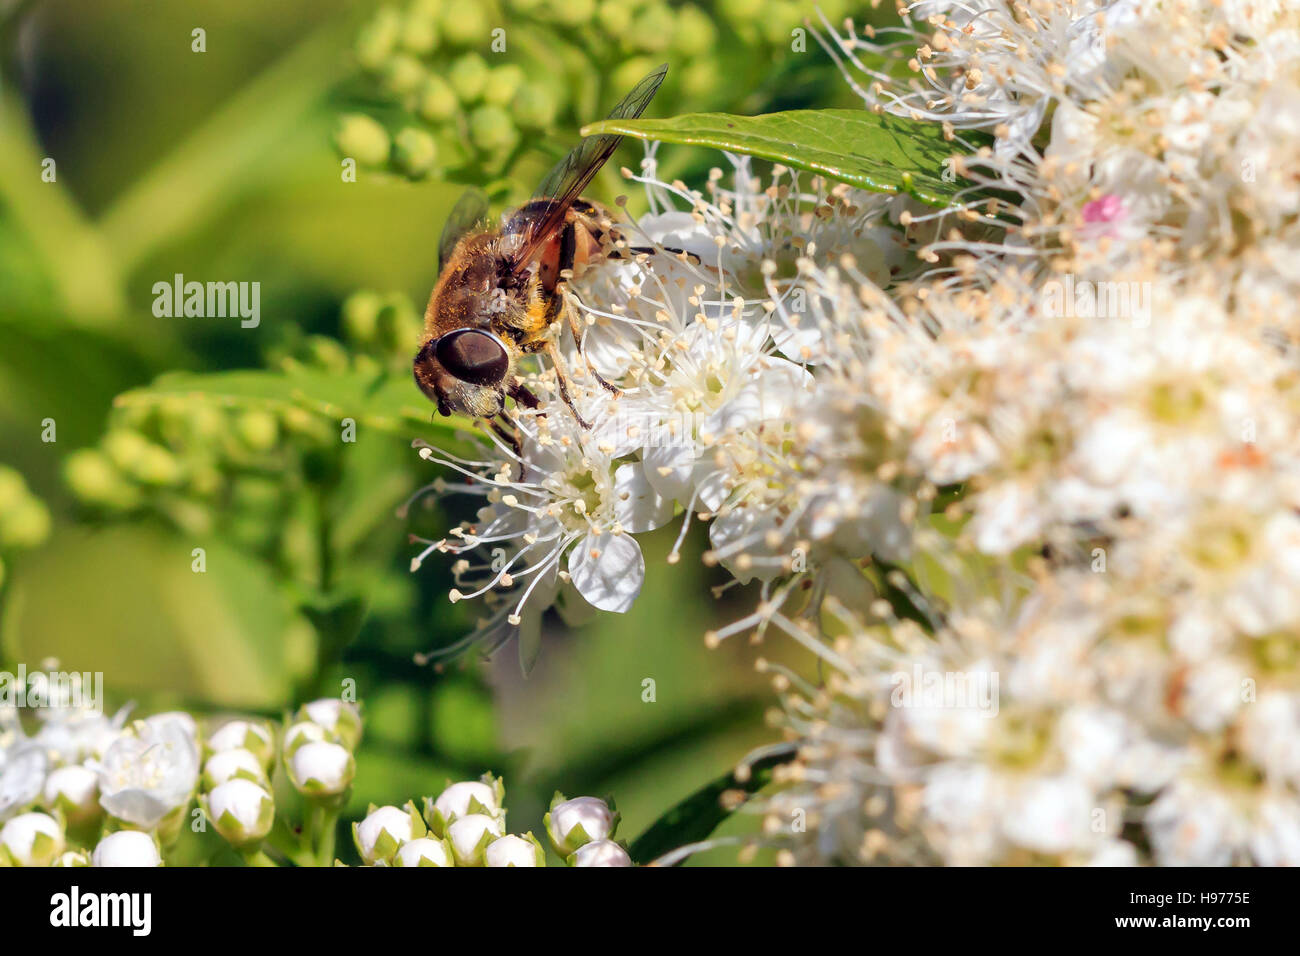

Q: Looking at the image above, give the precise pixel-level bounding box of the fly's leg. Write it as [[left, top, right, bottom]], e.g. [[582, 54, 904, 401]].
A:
[[543, 340, 592, 430], [519, 301, 593, 429], [507, 380, 541, 411], [490, 414, 527, 480], [525, 220, 593, 428], [609, 245, 702, 264], [565, 296, 621, 396], [547, 219, 621, 397]]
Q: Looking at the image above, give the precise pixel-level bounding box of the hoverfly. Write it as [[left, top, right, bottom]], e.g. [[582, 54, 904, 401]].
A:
[[414, 64, 669, 449]]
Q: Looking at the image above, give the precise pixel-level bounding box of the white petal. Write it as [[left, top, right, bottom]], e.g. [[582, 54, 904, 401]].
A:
[[568, 532, 645, 613], [613, 463, 673, 533], [642, 441, 697, 503]]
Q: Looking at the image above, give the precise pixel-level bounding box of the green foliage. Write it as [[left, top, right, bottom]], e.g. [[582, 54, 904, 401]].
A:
[[337, 0, 862, 197], [585, 107, 968, 206], [629, 745, 793, 864]]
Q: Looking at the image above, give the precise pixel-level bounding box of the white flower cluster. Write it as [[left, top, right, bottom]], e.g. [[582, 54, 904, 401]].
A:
[[3, 688, 632, 866], [410, 1, 1300, 865], [353, 780, 630, 867], [408, 155, 922, 662], [0, 693, 360, 866]]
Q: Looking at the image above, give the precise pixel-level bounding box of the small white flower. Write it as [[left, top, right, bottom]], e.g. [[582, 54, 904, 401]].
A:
[[207, 719, 274, 769], [299, 699, 362, 750], [286, 741, 355, 797], [393, 836, 454, 867], [446, 813, 504, 866], [0, 743, 47, 822], [354, 804, 422, 865], [484, 833, 543, 867], [424, 778, 503, 834], [1001, 776, 1095, 856], [96, 718, 199, 830], [0, 811, 64, 866], [1147, 779, 1246, 867], [145, 712, 199, 743], [92, 830, 161, 867], [33, 709, 128, 766], [52, 849, 92, 867], [570, 839, 633, 867], [202, 748, 267, 790], [282, 721, 329, 754], [42, 764, 101, 824], [205, 778, 274, 847], [545, 796, 617, 856]]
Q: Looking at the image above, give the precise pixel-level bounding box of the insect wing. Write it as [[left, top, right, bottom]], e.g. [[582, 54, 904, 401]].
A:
[[438, 189, 492, 273], [509, 64, 668, 272]]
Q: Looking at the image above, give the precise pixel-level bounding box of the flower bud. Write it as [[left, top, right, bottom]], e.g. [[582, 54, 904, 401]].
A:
[[374, 296, 422, 355], [52, 849, 92, 867], [485, 832, 545, 867], [0, 812, 64, 867], [205, 779, 275, 848], [513, 84, 559, 131], [394, 127, 439, 179], [468, 105, 518, 154], [42, 765, 102, 825], [287, 741, 355, 798], [147, 712, 200, 743], [282, 720, 330, 754], [207, 719, 275, 769], [393, 836, 454, 867], [202, 748, 268, 790], [335, 114, 392, 167], [628, 4, 673, 53], [299, 699, 363, 751], [355, 7, 401, 71], [448, 53, 489, 103], [92, 830, 162, 867], [482, 64, 525, 107], [354, 803, 424, 865], [235, 410, 279, 453], [342, 290, 383, 345], [440, 2, 488, 46], [0, 498, 51, 550], [423, 776, 504, 835], [417, 75, 459, 123], [104, 431, 182, 487], [545, 795, 619, 856], [446, 813, 503, 866], [570, 839, 633, 867], [63, 450, 140, 510], [0, 467, 25, 511], [399, 3, 441, 54], [596, 0, 632, 35], [381, 53, 427, 97], [673, 5, 717, 58], [553, 0, 595, 25]]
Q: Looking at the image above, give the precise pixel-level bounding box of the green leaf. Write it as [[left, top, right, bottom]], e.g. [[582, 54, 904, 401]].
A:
[[583, 108, 966, 206], [628, 746, 795, 866], [298, 592, 368, 698], [113, 366, 479, 446], [1, 524, 306, 709]]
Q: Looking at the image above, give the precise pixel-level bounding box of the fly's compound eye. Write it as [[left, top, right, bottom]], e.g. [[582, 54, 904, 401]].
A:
[[434, 329, 509, 386]]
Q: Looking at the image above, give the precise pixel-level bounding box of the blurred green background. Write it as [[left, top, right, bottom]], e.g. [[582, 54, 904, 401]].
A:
[[0, 0, 871, 863]]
